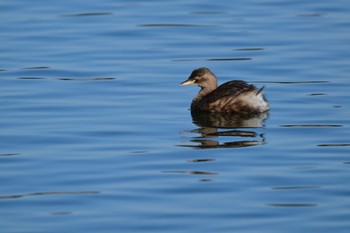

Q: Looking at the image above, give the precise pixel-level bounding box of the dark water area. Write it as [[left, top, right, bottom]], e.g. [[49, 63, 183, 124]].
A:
[[1, 0, 350, 232]]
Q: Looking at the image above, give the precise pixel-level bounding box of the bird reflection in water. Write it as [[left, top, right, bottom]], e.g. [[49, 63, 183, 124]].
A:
[[180, 111, 268, 149]]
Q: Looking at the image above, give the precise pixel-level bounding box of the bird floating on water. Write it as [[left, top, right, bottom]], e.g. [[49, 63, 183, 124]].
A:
[[180, 67, 269, 114]]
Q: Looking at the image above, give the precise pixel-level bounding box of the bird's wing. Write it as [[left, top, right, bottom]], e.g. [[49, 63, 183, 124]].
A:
[[196, 80, 258, 111], [205, 80, 256, 101]]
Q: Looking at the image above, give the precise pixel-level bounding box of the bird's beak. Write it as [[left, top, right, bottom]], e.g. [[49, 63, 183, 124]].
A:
[[180, 79, 195, 86]]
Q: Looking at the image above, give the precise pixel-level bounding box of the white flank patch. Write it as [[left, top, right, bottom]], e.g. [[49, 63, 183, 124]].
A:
[[238, 91, 269, 112]]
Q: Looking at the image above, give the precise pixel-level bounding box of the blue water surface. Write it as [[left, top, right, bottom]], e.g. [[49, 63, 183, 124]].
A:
[[1, 0, 350, 232]]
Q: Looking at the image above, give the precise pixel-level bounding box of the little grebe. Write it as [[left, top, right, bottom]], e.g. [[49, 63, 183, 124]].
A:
[[180, 67, 269, 114]]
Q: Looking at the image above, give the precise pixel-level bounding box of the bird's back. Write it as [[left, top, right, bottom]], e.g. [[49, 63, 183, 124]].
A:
[[192, 80, 268, 114]]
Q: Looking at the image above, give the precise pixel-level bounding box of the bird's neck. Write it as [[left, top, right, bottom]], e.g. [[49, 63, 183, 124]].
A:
[[192, 86, 216, 105]]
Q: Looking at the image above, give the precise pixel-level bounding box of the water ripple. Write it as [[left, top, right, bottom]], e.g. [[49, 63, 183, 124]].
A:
[[267, 203, 318, 207], [280, 124, 342, 128], [272, 186, 321, 190], [139, 23, 217, 27], [318, 143, 350, 147], [173, 57, 252, 62], [0, 191, 99, 200], [61, 12, 113, 17], [162, 170, 218, 175]]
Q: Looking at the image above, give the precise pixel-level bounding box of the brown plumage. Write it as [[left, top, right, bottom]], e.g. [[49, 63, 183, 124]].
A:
[[180, 67, 269, 114]]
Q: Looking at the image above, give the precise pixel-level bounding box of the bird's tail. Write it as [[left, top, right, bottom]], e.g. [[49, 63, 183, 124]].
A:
[[256, 86, 265, 95]]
